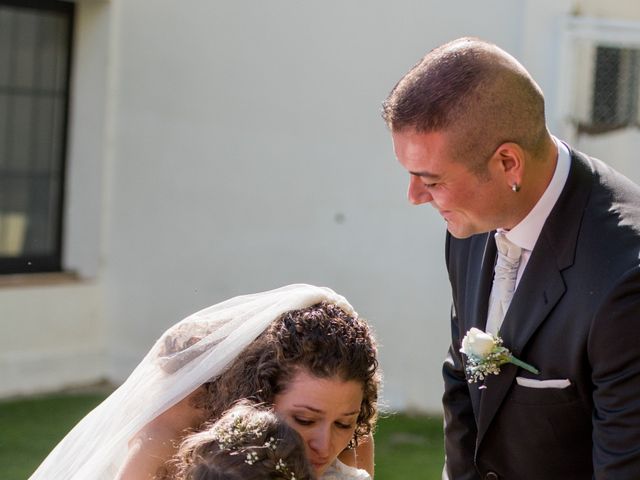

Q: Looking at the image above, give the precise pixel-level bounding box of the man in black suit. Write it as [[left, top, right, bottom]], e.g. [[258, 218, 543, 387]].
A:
[[382, 37, 640, 479]]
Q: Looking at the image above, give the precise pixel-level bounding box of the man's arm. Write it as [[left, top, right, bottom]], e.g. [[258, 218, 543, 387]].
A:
[[590, 268, 640, 479]]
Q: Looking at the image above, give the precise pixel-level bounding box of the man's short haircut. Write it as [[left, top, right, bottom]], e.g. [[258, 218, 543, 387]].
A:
[[382, 37, 548, 174]]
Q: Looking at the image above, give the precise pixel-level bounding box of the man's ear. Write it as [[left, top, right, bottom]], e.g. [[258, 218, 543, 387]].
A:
[[494, 142, 524, 186]]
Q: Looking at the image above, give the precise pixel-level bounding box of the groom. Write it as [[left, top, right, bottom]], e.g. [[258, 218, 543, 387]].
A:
[[382, 37, 640, 479]]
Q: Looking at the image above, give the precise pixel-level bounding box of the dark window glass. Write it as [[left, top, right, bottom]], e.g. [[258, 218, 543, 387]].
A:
[[0, 0, 74, 274], [588, 45, 640, 133], [592, 47, 621, 125]]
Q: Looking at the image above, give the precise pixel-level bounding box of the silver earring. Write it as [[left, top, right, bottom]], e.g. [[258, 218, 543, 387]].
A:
[[512, 184, 520, 193]]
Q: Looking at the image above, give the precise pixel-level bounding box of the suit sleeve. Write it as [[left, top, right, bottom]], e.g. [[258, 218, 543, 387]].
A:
[[589, 267, 640, 479], [442, 234, 481, 480]]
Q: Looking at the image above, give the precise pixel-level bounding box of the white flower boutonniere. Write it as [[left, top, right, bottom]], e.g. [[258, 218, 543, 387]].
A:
[[460, 328, 539, 384]]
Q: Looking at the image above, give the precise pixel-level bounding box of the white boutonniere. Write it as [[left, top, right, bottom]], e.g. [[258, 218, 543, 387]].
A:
[[460, 328, 539, 384]]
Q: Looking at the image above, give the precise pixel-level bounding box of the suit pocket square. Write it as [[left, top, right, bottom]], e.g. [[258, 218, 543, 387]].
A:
[[516, 377, 571, 389]]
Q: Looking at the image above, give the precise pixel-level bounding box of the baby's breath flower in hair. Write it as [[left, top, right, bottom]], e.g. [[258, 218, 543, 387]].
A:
[[207, 405, 301, 479]]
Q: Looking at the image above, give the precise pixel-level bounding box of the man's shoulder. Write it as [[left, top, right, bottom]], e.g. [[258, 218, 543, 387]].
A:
[[566, 147, 640, 225], [568, 145, 640, 198], [560, 145, 640, 269]]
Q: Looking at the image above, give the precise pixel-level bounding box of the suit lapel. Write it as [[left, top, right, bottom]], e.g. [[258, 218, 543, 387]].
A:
[[466, 233, 498, 414], [475, 237, 567, 445], [474, 147, 593, 446], [473, 233, 497, 330], [502, 238, 566, 354]]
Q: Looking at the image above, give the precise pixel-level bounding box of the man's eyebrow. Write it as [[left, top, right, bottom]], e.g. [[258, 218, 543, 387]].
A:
[[409, 170, 440, 179]]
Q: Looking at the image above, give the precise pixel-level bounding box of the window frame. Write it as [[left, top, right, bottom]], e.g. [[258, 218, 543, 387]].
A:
[[557, 15, 640, 141], [0, 0, 75, 274]]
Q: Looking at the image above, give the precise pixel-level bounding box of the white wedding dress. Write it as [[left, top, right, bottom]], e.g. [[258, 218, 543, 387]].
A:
[[321, 459, 372, 480]]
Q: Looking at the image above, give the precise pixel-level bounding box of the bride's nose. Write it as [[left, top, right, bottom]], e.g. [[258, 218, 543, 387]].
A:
[[308, 427, 332, 459]]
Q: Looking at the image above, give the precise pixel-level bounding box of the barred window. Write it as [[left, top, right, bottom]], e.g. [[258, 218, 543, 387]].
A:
[[577, 44, 640, 134], [592, 46, 640, 129], [0, 0, 74, 274]]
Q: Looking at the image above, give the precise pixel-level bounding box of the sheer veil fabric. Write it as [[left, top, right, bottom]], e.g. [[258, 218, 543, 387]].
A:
[[29, 284, 355, 480]]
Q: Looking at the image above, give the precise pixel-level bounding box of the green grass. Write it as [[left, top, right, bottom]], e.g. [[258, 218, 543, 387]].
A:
[[375, 412, 444, 479], [0, 393, 444, 480], [0, 392, 106, 480]]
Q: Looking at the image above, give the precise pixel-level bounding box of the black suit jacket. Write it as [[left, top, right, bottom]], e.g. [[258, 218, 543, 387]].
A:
[[443, 147, 640, 480]]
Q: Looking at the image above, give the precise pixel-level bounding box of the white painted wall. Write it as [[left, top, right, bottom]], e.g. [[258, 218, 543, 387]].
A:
[[100, 0, 573, 412], [0, 280, 106, 394], [575, 129, 640, 184], [576, 0, 640, 20], [14, 0, 637, 413]]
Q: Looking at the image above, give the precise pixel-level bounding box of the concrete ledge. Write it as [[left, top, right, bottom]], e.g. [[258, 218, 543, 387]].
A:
[[0, 272, 81, 289]]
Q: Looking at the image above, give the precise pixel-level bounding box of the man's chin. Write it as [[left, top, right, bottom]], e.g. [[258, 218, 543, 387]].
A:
[[446, 222, 473, 239], [446, 219, 492, 239]]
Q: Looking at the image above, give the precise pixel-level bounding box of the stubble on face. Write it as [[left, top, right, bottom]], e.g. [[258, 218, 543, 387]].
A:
[[393, 129, 509, 239]]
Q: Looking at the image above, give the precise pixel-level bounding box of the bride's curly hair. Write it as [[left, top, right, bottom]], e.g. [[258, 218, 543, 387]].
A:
[[193, 302, 380, 445]]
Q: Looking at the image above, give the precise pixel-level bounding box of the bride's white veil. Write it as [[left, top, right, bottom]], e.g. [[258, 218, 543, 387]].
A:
[[29, 284, 355, 480]]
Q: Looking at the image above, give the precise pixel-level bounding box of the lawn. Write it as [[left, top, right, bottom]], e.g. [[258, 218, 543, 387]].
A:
[[0, 392, 107, 480], [0, 393, 444, 479], [374, 411, 445, 479]]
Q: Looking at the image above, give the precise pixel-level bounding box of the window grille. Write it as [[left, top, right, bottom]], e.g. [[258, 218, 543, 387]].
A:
[[574, 42, 640, 135], [589, 46, 640, 132]]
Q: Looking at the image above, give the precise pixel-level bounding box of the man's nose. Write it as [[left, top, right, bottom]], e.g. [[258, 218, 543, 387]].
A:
[[408, 176, 433, 205]]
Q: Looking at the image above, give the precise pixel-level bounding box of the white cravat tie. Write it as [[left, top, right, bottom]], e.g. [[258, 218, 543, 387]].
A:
[[485, 232, 522, 335]]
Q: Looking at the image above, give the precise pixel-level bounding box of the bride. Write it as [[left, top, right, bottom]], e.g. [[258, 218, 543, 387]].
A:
[[29, 284, 380, 479]]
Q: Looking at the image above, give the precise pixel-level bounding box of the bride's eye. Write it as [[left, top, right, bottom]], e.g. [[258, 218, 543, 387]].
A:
[[335, 421, 354, 429], [294, 416, 314, 426]]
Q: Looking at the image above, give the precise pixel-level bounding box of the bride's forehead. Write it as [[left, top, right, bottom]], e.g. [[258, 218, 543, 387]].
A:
[[276, 370, 363, 406]]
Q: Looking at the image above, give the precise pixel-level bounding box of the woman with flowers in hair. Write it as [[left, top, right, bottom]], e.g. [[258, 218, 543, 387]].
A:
[[173, 400, 314, 480]]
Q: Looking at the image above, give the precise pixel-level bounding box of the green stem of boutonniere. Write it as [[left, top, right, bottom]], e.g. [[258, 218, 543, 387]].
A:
[[508, 355, 540, 375]]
